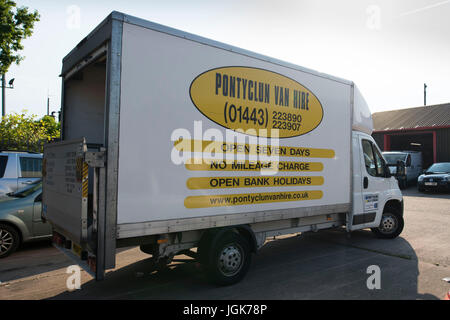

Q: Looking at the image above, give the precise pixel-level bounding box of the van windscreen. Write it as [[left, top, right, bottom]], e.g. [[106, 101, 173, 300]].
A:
[[383, 153, 407, 165]]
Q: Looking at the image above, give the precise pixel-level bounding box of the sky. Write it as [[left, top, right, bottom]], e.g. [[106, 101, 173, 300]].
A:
[[4, 0, 450, 117]]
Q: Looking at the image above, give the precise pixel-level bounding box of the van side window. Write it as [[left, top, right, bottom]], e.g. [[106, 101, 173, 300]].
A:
[[0, 156, 7, 178], [373, 147, 386, 177], [19, 157, 42, 178], [362, 140, 386, 178], [362, 140, 377, 177]]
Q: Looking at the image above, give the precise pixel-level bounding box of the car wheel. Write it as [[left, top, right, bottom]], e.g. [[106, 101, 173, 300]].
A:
[[371, 212, 404, 239], [205, 232, 252, 286], [0, 224, 20, 258]]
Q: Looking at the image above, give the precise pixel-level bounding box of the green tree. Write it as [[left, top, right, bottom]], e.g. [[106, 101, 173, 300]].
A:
[[0, 112, 60, 152], [0, 0, 40, 74], [39, 115, 60, 138]]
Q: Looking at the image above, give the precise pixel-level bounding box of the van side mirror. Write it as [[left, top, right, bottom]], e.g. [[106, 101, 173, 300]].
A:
[[406, 155, 411, 167], [396, 160, 406, 177], [383, 162, 391, 178]]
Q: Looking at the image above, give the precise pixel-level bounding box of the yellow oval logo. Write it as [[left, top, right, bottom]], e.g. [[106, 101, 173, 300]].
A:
[[190, 67, 323, 138]]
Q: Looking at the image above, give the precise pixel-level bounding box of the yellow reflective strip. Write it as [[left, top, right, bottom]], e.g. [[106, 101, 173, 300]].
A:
[[83, 163, 89, 179], [82, 163, 89, 198], [82, 182, 88, 197]]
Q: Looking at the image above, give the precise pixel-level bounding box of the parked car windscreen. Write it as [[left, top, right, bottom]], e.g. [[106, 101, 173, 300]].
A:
[[425, 163, 450, 174], [7, 181, 42, 198], [383, 153, 407, 165]]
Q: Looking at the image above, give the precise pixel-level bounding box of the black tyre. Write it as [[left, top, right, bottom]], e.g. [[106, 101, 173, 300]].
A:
[[0, 224, 20, 258], [371, 211, 404, 239], [206, 232, 252, 286]]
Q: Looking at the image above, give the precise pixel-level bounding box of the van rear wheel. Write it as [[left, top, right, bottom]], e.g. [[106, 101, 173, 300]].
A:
[[205, 232, 252, 286], [371, 212, 404, 239]]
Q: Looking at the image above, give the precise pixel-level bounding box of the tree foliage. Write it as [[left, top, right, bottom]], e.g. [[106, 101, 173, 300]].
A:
[[0, 112, 60, 152], [0, 0, 40, 74]]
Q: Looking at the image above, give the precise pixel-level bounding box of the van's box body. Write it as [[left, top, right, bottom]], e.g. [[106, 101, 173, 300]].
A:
[[43, 12, 403, 283]]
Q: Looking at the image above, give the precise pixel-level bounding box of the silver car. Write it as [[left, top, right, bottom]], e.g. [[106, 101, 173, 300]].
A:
[[0, 151, 43, 198], [0, 181, 52, 258]]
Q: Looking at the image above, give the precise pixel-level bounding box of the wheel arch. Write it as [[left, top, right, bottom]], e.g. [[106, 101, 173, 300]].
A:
[[198, 225, 257, 265], [383, 199, 404, 217], [0, 214, 32, 243], [233, 225, 258, 253]]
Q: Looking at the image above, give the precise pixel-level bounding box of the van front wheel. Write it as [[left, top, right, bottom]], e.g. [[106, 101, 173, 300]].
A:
[[371, 212, 404, 239]]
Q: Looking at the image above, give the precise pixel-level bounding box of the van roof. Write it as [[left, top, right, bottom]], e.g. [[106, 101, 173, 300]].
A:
[[62, 11, 354, 87]]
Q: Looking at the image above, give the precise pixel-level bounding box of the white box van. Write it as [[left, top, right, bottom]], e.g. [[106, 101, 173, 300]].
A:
[[42, 12, 404, 285], [383, 151, 423, 188]]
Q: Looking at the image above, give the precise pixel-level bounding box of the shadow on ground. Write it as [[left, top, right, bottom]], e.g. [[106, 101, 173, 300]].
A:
[[0, 240, 72, 283], [50, 229, 440, 300]]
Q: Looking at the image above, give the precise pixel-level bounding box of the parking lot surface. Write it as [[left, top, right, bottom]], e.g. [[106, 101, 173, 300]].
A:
[[0, 187, 449, 300]]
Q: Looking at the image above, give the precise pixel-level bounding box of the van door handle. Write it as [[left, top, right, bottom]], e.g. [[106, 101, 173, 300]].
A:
[[363, 177, 369, 189]]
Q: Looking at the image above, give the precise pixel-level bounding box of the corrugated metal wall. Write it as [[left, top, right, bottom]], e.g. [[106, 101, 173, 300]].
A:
[[372, 128, 450, 163], [436, 128, 450, 162], [373, 133, 384, 150]]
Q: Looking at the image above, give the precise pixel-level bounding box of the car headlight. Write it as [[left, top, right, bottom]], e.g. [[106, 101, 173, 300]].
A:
[[445, 176, 450, 182], [418, 175, 424, 181]]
